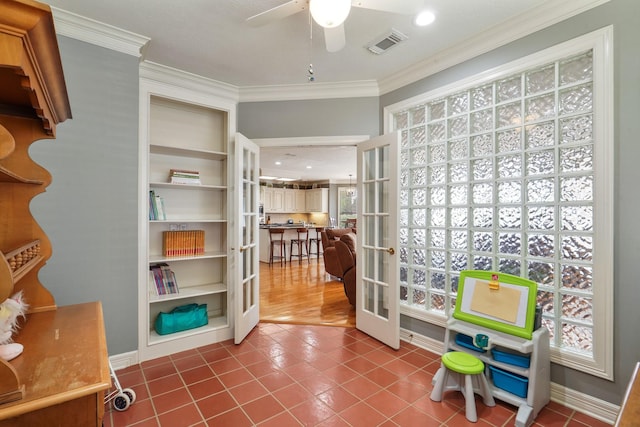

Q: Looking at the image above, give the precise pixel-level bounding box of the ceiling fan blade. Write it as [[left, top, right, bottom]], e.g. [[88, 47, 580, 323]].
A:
[[351, 0, 422, 15], [246, 0, 308, 27], [324, 24, 346, 52]]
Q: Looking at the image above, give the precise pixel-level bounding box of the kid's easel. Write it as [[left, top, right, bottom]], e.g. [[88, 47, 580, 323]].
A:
[[444, 270, 550, 426]]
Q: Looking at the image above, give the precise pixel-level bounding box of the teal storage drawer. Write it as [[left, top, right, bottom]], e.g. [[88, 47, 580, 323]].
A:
[[491, 347, 531, 368], [489, 365, 529, 398], [455, 333, 486, 353]]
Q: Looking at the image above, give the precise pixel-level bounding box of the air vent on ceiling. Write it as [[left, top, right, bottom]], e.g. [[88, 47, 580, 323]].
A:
[[366, 29, 408, 55]]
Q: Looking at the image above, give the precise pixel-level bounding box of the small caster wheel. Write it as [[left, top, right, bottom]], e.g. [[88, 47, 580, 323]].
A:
[[122, 387, 137, 404], [112, 392, 130, 411]]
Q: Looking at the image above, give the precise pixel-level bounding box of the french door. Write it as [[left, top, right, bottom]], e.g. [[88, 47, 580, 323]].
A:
[[234, 133, 260, 344], [356, 132, 400, 349]]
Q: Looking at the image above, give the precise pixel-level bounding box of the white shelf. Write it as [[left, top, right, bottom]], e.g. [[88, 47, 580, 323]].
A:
[[148, 315, 229, 346], [150, 144, 227, 160], [149, 282, 227, 303], [150, 219, 227, 224], [149, 251, 227, 263], [150, 181, 226, 191]]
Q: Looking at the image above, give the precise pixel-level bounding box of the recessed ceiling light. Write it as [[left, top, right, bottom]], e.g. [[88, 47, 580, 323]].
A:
[[306, 166, 312, 169], [275, 161, 282, 165], [414, 10, 435, 27]]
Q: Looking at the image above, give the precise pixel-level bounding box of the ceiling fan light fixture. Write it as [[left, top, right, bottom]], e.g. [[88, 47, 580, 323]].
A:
[[309, 0, 351, 28]]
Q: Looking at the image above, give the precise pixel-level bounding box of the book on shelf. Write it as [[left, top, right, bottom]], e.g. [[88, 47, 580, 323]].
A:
[[169, 168, 201, 185], [149, 263, 179, 296], [162, 230, 205, 257], [149, 190, 166, 220]]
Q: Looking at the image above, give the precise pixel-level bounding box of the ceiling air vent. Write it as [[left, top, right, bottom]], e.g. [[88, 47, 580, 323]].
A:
[[366, 29, 408, 55]]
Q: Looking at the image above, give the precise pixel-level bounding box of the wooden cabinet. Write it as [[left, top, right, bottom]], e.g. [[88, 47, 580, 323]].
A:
[[0, 1, 109, 425], [306, 188, 329, 213], [139, 76, 235, 361]]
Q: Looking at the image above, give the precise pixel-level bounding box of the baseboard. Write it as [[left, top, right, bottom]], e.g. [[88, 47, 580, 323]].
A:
[[109, 351, 139, 371], [400, 327, 619, 425]]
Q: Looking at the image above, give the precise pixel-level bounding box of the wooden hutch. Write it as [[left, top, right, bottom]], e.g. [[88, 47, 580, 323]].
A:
[[0, 1, 110, 425]]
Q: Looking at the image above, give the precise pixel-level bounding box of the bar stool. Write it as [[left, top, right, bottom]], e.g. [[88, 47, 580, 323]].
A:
[[431, 351, 495, 422], [268, 228, 287, 266], [307, 227, 324, 259], [289, 228, 309, 263]]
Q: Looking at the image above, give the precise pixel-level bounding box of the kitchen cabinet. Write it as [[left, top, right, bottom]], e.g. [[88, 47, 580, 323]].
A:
[[306, 188, 329, 213]]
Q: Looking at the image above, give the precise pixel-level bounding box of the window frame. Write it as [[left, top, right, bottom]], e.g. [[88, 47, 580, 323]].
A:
[[384, 26, 614, 380]]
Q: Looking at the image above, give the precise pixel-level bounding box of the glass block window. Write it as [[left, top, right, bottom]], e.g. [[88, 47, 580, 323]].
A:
[[389, 28, 613, 378]]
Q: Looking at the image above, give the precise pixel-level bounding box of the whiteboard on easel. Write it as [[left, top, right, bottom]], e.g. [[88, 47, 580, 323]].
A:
[[454, 270, 538, 339]]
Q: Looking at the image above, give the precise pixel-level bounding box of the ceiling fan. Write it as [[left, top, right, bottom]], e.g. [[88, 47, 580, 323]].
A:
[[246, 0, 424, 52]]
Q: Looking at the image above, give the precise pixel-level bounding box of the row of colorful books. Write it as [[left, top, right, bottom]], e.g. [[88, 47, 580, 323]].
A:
[[149, 263, 179, 295], [170, 169, 201, 185], [149, 190, 166, 220], [163, 230, 205, 257]]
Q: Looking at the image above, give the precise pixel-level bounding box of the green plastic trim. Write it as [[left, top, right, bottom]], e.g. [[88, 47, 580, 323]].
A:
[[453, 270, 537, 340]]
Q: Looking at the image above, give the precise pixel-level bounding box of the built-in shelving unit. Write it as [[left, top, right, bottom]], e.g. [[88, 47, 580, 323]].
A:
[[138, 77, 236, 361]]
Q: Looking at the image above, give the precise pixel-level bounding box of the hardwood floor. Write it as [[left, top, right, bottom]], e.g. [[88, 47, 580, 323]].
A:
[[259, 256, 356, 327]]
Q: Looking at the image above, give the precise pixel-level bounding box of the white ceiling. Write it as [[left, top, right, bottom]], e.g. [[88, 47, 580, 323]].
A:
[[43, 0, 600, 182]]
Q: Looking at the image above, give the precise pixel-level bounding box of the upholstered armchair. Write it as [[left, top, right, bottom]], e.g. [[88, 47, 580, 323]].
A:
[[320, 227, 356, 278], [334, 233, 356, 306]]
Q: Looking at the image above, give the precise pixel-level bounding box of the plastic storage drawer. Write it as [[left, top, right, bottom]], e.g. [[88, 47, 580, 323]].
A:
[[454, 333, 486, 353], [491, 347, 531, 368], [489, 365, 529, 398]]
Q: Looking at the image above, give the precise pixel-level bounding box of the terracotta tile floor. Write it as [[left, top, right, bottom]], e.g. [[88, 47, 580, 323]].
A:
[[103, 323, 610, 427]]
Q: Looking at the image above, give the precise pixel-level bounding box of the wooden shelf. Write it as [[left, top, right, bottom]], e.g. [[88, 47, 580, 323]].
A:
[[0, 167, 44, 185], [3, 241, 43, 284]]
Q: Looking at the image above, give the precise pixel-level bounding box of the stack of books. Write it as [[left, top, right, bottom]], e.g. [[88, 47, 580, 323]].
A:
[[149, 190, 166, 220], [169, 169, 201, 185], [149, 263, 179, 295], [162, 230, 205, 257]]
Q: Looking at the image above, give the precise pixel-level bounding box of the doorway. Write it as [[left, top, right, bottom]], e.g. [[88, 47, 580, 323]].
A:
[[255, 135, 365, 326]]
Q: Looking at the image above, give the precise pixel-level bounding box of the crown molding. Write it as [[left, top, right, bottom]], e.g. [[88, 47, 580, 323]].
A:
[[239, 80, 379, 103], [51, 6, 149, 58], [378, 0, 611, 95], [50, 0, 608, 101], [140, 61, 239, 104]]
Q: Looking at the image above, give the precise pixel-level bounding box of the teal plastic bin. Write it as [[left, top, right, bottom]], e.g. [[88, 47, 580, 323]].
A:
[[489, 365, 529, 398]]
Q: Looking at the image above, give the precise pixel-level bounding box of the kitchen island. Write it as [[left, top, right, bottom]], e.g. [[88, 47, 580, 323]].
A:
[[259, 224, 324, 263]]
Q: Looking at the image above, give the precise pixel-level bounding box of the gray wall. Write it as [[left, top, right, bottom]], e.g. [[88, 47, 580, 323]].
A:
[[30, 37, 140, 356], [381, 0, 640, 405], [238, 97, 379, 139]]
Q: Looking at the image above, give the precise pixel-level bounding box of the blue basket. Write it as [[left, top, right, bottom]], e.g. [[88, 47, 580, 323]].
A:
[[489, 365, 528, 398], [491, 347, 531, 368], [455, 333, 486, 353]]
